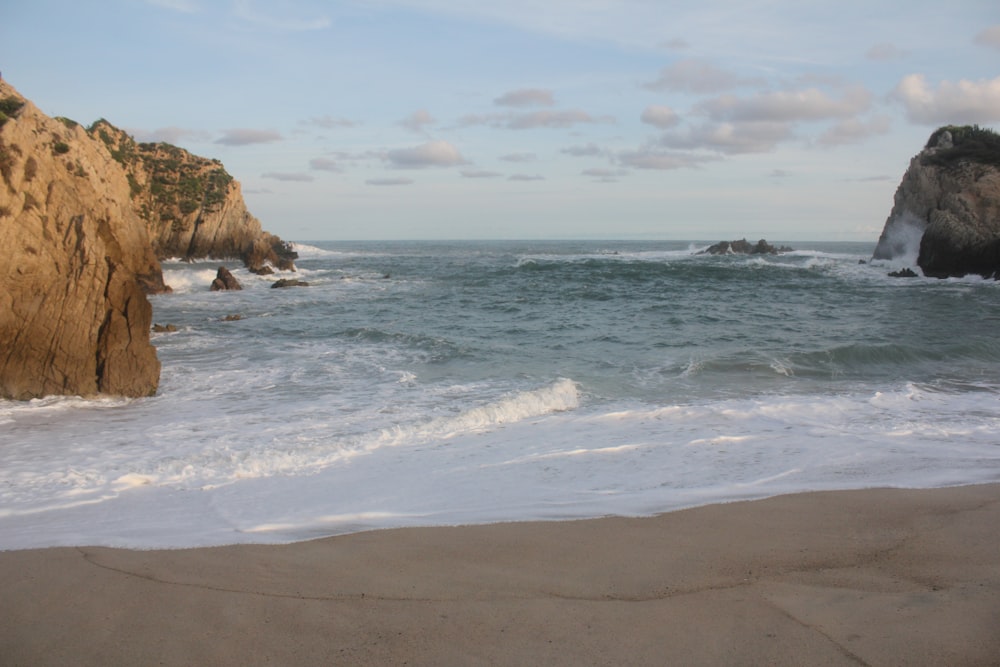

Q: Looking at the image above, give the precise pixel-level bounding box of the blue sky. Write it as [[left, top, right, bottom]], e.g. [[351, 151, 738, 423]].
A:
[[3, 1, 999, 241]]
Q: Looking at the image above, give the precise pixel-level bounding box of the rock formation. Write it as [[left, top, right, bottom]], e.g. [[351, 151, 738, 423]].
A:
[[210, 266, 242, 291], [88, 121, 297, 272], [873, 126, 1000, 278], [0, 81, 161, 399], [271, 278, 310, 288], [0, 79, 295, 399], [700, 239, 792, 255]]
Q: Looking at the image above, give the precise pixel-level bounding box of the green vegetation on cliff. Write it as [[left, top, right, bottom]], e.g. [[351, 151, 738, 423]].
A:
[[922, 125, 1000, 169]]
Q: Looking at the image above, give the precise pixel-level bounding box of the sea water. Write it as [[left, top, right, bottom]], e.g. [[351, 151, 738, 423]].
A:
[[2, 240, 1000, 549]]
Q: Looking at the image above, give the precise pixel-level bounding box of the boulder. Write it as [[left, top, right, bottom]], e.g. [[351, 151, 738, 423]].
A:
[[700, 239, 792, 255], [271, 278, 310, 289], [210, 266, 242, 291]]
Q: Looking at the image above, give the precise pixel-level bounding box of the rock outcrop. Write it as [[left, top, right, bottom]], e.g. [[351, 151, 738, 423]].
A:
[[88, 121, 297, 272], [0, 81, 161, 399], [0, 79, 294, 399], [210, 266, 242, 291], [873, 126, 1000, 278], [700, 239, 792, 255]]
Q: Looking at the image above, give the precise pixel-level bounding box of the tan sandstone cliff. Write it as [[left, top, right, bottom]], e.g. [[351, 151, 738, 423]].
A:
[[1, 80, 295, 399], [873, 126, 1000, 278], [0, 80, 161, 399]]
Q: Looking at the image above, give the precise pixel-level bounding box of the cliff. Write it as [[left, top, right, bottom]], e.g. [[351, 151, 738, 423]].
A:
[[89, 121, 296, 271], [0, 79, 295, 399], [873, 126, 1000, 278], [0, 80, 161, 399]]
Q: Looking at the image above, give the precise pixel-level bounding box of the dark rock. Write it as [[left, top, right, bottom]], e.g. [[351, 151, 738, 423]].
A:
[[250, 265, 274, 276], [152, 323, 178, 332], [210, 266, 242, 291], [222, 314, 243, 321], [888, 267, 919, 278], [271, 278, 310, 289], [700, 239, 793, 255]]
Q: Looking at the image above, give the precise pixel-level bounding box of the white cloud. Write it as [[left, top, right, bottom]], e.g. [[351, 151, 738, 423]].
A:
[[561, 143, 606, 157], [494, 88, 555, 107], [262, 172, 314, 182], [309, 157, 343, 172], [659, 121, 794, 155], [499, 152, 537, 162], [367, 177, 414, 186], [892, 74, 1000, 124], [643, 59, 757, 94], [975, 25, 1000, 50], [399, 109, 436, 132], [215, 128, 283, 145], [618, 149, 718, 170], [301, 115, 356, 129], [508, 174, 545, 181], [507, 109, 599, 129], [817, 115, 890, 146], [233, 0, 331, 31], [386, 140, 466, 168], [640, 105, 680, 129], [582, 168, 627, 182], [698, 86, 872, 123]]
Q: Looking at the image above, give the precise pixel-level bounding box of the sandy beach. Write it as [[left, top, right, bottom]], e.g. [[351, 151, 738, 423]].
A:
[[1, 484, 998, 666]]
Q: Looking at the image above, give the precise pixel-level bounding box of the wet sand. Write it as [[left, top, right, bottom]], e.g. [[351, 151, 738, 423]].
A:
[[2, 484, 998, 666]]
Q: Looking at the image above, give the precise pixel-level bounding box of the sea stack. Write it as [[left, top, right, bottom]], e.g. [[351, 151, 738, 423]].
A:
[[872, 125, 1000, 278]]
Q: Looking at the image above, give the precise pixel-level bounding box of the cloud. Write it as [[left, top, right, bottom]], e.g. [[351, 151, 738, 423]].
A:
[[582, 168, 627, 182], [215, 128, 283, 146], [399, 109, 436, 132], [456, 109, 602, 130], [146, 0, 199, 12], [891, 74, 1000, 124], [508, 174, 545, 181], [660, 37, 689, 51], [499, 152, 537, 162], [640, 105, 680, 129], [367, 177, 414, 186], [659, 121, 793, 155], [461, 169, 503, 178], [233, 0, 331, 31], [769, 169, 790, 179], [309, 157, 343, 172], [866, 43, 906, 61], [300, 115, 355, 129], [643, 59, 758, 94], [817, 115, 890, 146], [262, 172, 314, 182], [386, 140, 466, 168], [697, 86, 872, 123], [975, 25, 1000, 50], [618, 148, 719, 170], [561, 143, 606, 157], [494, 88, 555, 107], [129, 126, 212, 144], [507, 109, 599, 129]]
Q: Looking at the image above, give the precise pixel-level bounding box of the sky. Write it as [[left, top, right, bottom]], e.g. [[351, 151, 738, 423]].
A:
[[2, 1, 999, 241]]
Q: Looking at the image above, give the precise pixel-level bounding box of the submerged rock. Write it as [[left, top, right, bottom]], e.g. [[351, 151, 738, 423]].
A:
[[271, 278, 310, 289], [888, 267, 919, 278]]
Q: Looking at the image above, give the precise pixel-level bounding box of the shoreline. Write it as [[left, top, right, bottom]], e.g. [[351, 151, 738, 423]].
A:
[[2, 483, 999, 665]]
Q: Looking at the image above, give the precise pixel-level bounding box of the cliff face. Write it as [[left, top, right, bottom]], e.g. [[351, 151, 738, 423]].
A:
[[0, 81, 161, 399], [90, 122, 296, 271], [873, 126, 1000, 278]]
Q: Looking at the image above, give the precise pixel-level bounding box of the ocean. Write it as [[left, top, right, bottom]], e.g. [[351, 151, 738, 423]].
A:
[[2, 239, 1000, 550]]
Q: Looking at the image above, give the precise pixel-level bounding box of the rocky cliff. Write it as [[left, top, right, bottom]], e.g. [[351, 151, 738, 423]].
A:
[[0, 80, 161, 399], [0, 80, 295, 399], [89, 121, 296, 271], [873, 126, 1000, 278]]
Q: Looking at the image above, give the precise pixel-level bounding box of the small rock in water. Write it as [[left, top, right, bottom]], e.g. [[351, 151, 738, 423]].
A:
[[271, 278, 310, 288], [152, 323, 178, 332], [888, 267, 919, 278]]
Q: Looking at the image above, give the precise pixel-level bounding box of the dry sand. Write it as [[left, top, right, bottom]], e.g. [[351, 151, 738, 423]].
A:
[[1, 484, 998, 666]]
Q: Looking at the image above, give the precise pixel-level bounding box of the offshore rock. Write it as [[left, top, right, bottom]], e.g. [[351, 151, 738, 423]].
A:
[[0, 80, 160, 399], [873, 126, 1000, 278], [700, 239, 792, 255], [271, 278, 310, 288], [210, 266, 242, 291]]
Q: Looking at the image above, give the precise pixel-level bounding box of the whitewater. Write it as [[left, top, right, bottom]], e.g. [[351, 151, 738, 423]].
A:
[[2, 240, 1000, 550]]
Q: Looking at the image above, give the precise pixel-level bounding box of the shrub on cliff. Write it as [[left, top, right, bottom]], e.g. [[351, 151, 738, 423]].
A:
[[922, 125, 1000, 169]]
